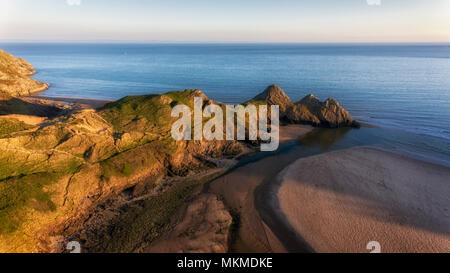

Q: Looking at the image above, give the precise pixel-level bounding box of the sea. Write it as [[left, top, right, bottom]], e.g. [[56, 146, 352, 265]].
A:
[[1, 43, 449, 166]]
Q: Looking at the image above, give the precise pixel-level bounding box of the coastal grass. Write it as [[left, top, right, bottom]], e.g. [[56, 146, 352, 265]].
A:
[[0, 118, 33, 138], [99, 94, 170, 132], [90, 171, 223, 253], [0, 90, 186, 236], [98, 89, 199, 134], [0, 157, 82, 233], [98, 178, 202, 253], [0, 172, 61, 233], [165, 90, 197, 108], [0, 89, 235, 249], [99, 137, 178, 181]]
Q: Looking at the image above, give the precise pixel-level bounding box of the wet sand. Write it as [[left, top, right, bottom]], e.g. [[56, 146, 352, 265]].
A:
[[16, 94, 447, 253], [207, 125, 313, 253], [277, 148, 450, 253]]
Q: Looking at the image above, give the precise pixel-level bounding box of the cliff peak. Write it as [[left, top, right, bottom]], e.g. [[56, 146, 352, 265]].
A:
[[250, 84, 293, 115], [299, 94, 321, 106], [287, 94, 359, 128]]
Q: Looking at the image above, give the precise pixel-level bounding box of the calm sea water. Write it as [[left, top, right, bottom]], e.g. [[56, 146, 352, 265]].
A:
[[1, 43, 449, 165]]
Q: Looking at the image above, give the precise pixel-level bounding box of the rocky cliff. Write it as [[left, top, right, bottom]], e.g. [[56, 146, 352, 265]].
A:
[[0, 50, 49, 97], [0, 90, 245, 252], [0, 49, 360, 252], [249, 84, 359, 128], [248, 84, 294, 117], [286, 94, 360, 128]]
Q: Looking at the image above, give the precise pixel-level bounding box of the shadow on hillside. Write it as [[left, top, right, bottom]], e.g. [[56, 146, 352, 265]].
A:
[[0, 97, 61, 117]]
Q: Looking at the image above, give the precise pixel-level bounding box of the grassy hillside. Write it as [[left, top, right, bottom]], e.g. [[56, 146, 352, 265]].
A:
[[0, 118, 33, 138], [0, 89, 243, 252]]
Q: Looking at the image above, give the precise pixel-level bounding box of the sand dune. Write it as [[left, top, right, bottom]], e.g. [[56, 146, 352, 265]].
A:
[[278, 148, 450, 253]]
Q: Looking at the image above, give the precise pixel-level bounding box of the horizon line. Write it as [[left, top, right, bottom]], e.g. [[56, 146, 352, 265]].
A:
[[1, 40, 450, 45]]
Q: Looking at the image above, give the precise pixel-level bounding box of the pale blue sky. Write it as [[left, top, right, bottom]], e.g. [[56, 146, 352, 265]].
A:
[[1, 0, 449, 42]]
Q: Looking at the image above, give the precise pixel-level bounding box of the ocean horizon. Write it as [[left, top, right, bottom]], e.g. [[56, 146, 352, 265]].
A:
[[1, 42, 449, 166], [2, 0, 450, 255]]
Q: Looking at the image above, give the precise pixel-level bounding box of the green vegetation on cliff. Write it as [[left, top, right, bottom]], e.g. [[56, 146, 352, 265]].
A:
[[99, 89, 200, 132], [0, 82, 357, 252], [0, 173, 62, 233], [0, 89, 243, 252], [0, 118, 33, 138], [97, 176, 206, 253]]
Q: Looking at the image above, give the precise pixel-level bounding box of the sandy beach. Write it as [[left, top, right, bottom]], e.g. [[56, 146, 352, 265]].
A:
[[25, 95, 111, 110], [277, 147, 450, 253], [6, 92, 449, 253], [208, 124, 313, 253], [3, 83, 449, 253], [2, 7, 450, 257]]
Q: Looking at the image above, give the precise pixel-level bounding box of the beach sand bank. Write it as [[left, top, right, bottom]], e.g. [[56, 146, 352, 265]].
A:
[[25, 95, 111, 109], [277, 148, 450, 253], [208, 124, 313, 253]]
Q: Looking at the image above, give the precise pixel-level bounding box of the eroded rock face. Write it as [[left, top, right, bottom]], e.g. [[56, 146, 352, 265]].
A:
[[249, 84, 293, 116], [0, 50, 49, 96], [248, 85, 358, 127], [286, 94, 359, 128], [145, 194, 232, 253], [0, 91, 11, 101]]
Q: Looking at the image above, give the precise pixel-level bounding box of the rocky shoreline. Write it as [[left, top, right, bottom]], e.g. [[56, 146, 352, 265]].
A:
[[0, 50, 49, 97], [0, 50, 360, 253]]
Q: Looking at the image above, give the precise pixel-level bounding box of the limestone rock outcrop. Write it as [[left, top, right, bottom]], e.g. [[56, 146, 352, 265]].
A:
[[286, 94, 359, 128], [0, 49, 49, 96], [248, 84, 293, 117], [249, 85, 359, 128]]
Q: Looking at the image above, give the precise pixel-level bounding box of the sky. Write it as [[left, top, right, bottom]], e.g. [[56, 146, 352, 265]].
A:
[[0, 0, 449, 43]]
